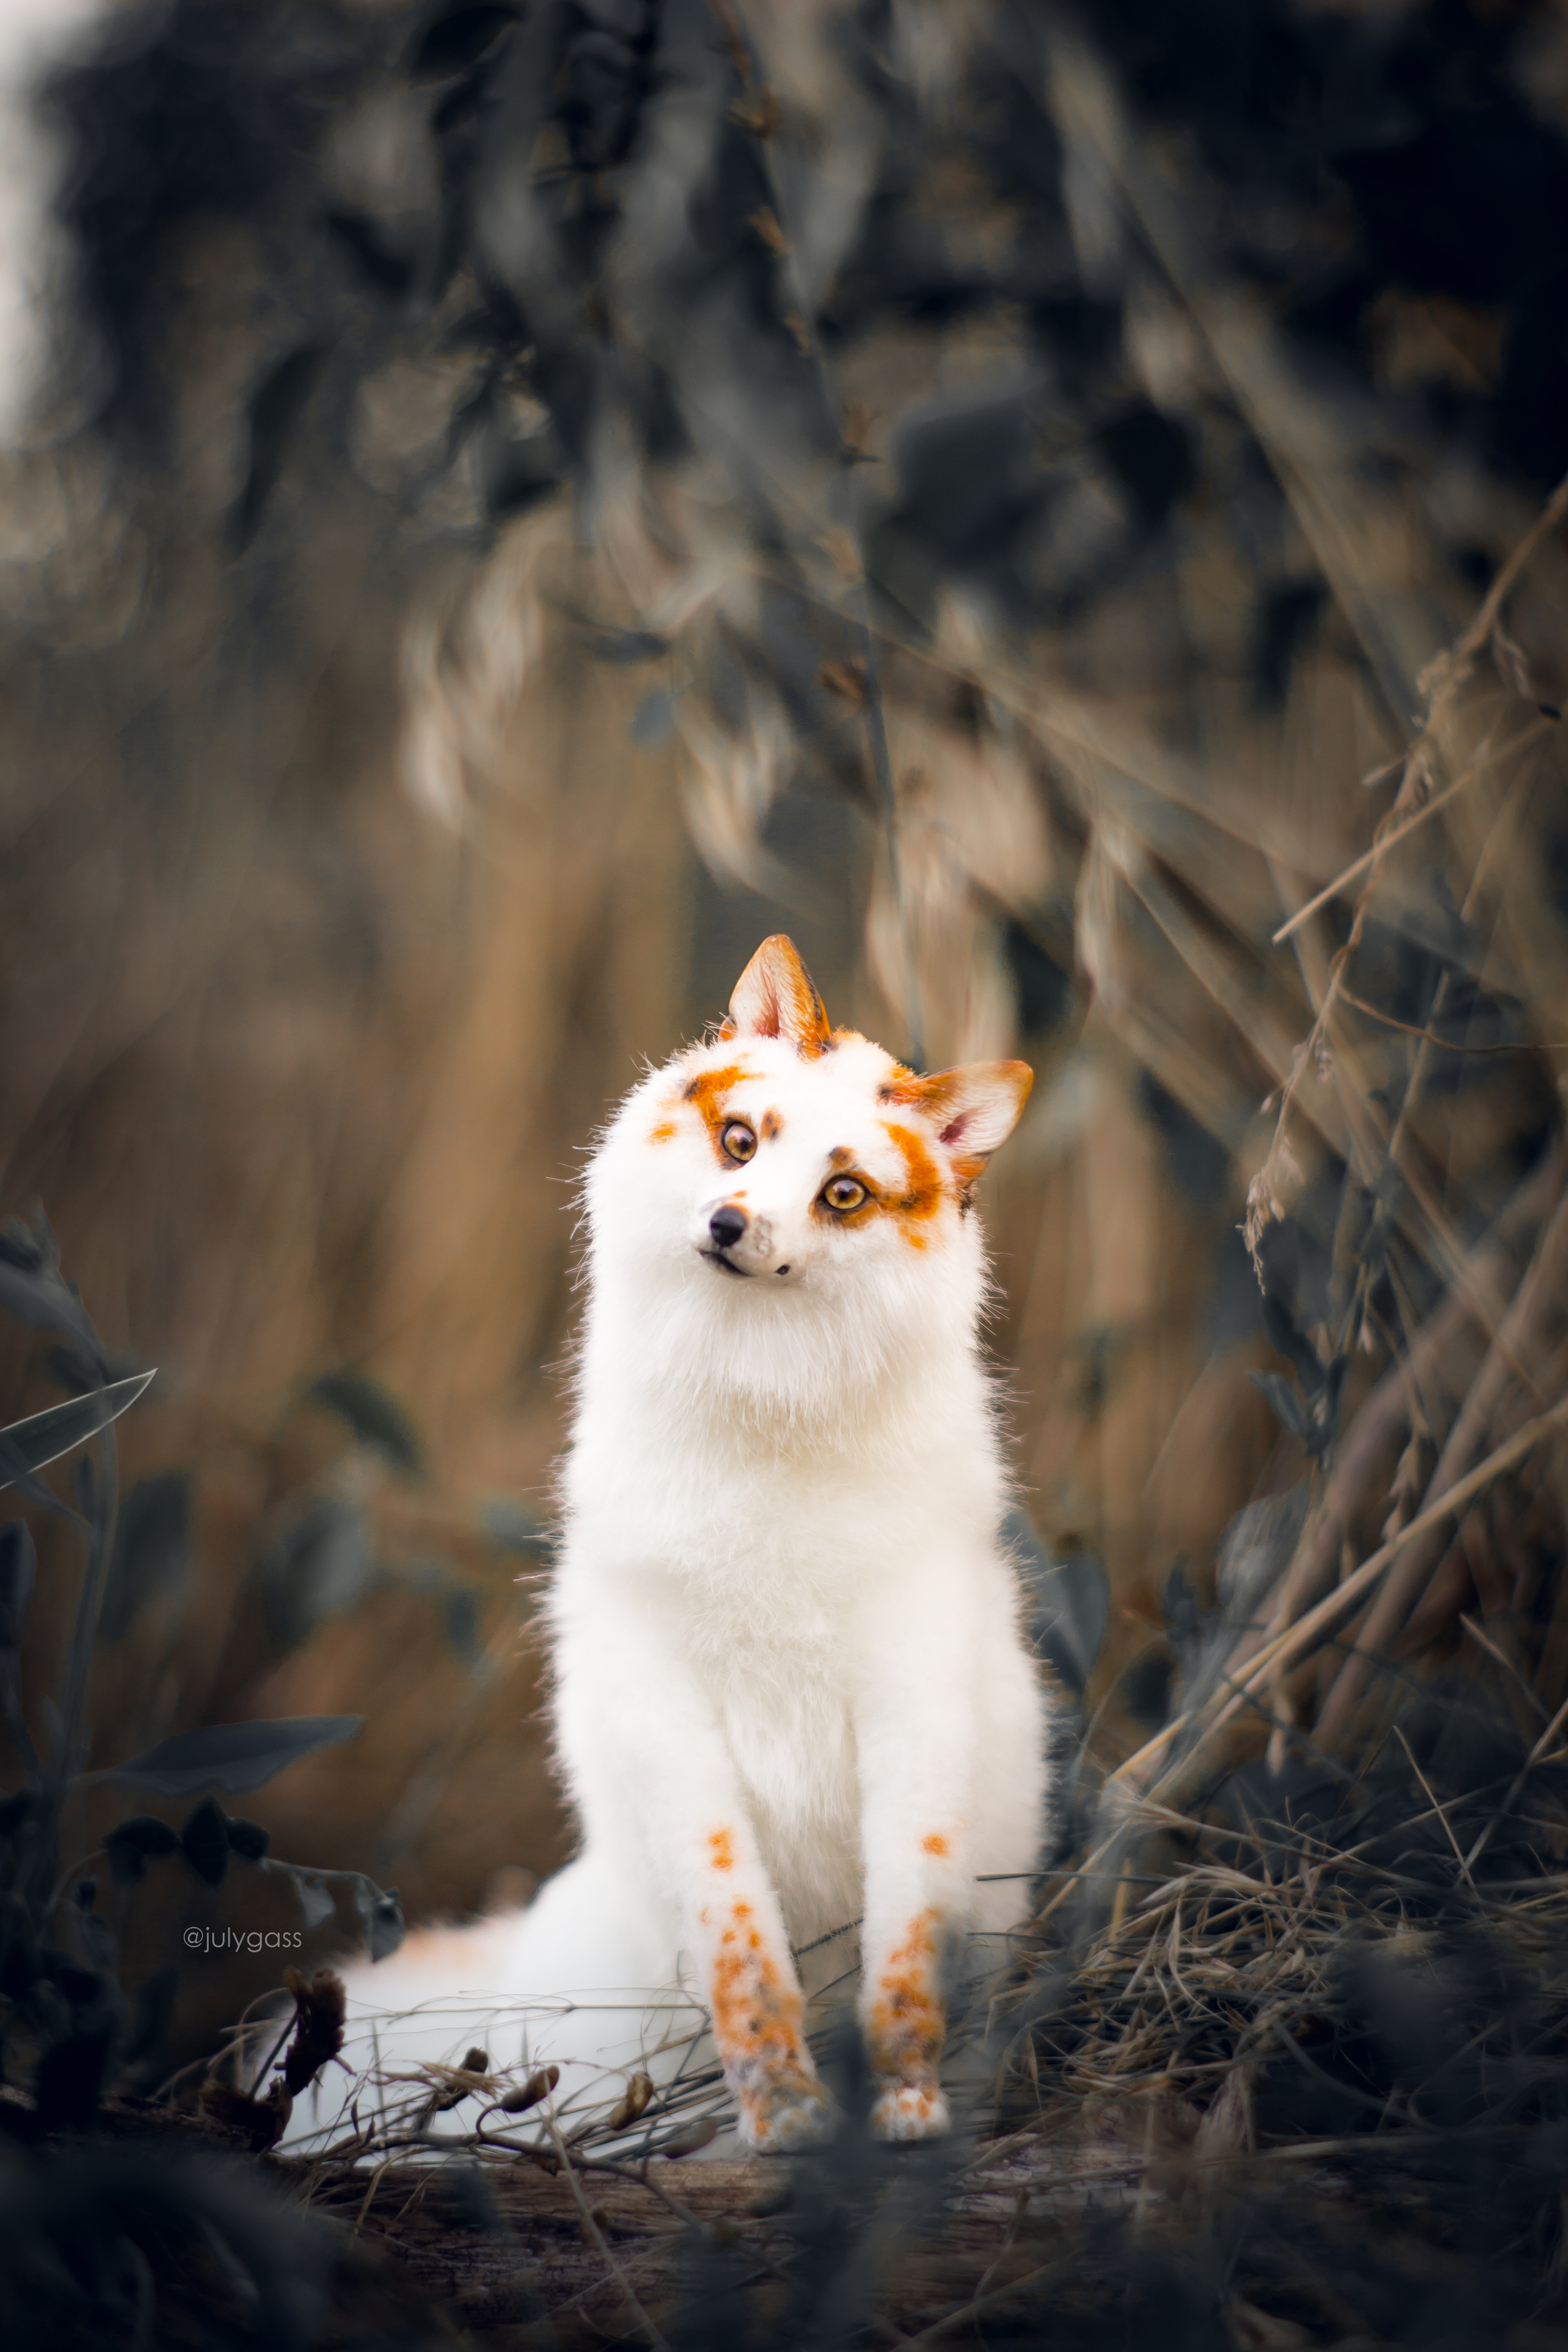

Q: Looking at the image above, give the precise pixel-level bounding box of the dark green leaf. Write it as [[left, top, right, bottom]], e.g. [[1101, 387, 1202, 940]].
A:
[[226, 1816, 270, 1862], [256, 1497, 373, 1650], [0, 1216, 106, 1359], [357, 1880, 406, 1962], [106, 1815, 180, 1888], [293, 1874, 336, 1931], [180, 1795, 231, 1889], [302, 1369, 425, 1476], [87, 1715, 363, 1798]]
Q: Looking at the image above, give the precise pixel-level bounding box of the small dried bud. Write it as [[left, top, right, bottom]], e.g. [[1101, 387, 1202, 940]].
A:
[[279, 1965, 346, 2096], [499, 2063, 559, 2114], [607, 2071, 654, 2132], [660, 2114, 720, 2158]]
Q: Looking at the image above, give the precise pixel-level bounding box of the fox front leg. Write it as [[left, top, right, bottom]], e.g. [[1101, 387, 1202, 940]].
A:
[[690, 1817, 832, 2151], [554, 1609, 831, 2153], [852, 1614, 985, 2142]]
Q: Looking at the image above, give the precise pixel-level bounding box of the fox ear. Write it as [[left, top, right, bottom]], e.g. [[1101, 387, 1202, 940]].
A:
[[725, 935, 833, 1057], [906, 1061, 1034, 1177]]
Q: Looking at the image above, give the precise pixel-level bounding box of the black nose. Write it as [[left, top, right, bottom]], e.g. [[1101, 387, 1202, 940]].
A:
[[708, 1204, 747, 1251]]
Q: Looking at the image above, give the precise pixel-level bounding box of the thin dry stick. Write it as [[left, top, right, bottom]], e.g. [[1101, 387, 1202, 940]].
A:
[[1256, 1140, 1566, 1658], [544, 2105, 674, 2352], [1459, 1612, 1550, 1724], [1316, 1177, 1568, 1745], [1272, 733, 1550, 946], [1111, 1394, 1568, 1798], [1464, 1688, 1568, 1872], [889, 2261, 1063, 2352], [1393, 1726, 1477, 1896], [1338, 985, 1568, 1054]]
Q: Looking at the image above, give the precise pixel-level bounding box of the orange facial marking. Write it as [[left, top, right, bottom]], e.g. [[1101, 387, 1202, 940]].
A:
[[708, 1828, 736, 1873], [881, 1121, 946, 1246], [683, 1063, 746, 1118], [921, 1833, 949, 1858], [760, 1108, 781, 1141], [867, 1908, 946, 2083], [649, 1120, 676, 1143], [675, 1063, 759, 1167]]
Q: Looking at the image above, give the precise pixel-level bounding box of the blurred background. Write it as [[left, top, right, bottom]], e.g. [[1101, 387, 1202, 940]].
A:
[[2, 0, 1568, 2074]]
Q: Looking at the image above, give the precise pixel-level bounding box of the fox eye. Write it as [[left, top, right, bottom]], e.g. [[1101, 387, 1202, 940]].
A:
[[822, 1175, 867, 1214], [720, 1120, 756, 1163]]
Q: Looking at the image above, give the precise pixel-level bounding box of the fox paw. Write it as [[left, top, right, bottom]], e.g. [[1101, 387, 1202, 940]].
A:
[[738, 2074, 835, 2153], [871, 2081, 951, 2142]]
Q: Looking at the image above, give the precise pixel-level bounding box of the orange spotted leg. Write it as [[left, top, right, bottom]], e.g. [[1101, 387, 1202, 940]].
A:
[[695, 1824, 832, 2151], [854, 1656, 978, 2141]]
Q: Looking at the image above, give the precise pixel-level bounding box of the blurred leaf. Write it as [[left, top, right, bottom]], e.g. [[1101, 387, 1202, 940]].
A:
[[100, 1468, 192, 1644], [0, 1372, 153, 1497], [225, 1815, 270, 1862], [256, 1495, 373, 1650], [0, 1217, 106, 1360], [408, 2, 519, 82], [1249, 1369, 1309, 1441], [1005, 1507, 1110, 1696], [87, 1715, 362, 1798], [302, 1369, 426, 1477], [356, 1880, 406, 1962], [105, 1815, 180, 1889], [180, 1796, 231, 1889], [0, 1520, 36, 1648], [292, 1875, 336, 1931], [444, 1586, 482, 1663], [230, 340, 332, 552]]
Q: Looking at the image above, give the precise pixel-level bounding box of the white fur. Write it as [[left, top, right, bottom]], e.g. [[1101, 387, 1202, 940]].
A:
[[283, 946, 1047, 2153]]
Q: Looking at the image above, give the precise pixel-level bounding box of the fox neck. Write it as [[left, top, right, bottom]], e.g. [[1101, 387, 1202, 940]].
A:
[[579, 1234, 985, 1455]]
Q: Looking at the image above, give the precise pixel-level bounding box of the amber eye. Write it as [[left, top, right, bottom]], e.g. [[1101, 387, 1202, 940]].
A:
[[822, 1174, 867, 1214], [720, 1120, 756, 1164]]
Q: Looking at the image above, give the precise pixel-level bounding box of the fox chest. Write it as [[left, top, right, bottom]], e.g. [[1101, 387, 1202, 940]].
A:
[[681, 1593, 862, 1842]]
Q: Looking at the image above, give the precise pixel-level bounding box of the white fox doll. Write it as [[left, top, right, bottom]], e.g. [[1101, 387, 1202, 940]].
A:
[[312, 936, 1048, 2151]]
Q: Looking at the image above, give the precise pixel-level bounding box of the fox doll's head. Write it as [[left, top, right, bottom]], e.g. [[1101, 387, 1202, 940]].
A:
[[583, 937, 1033, 1417]]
